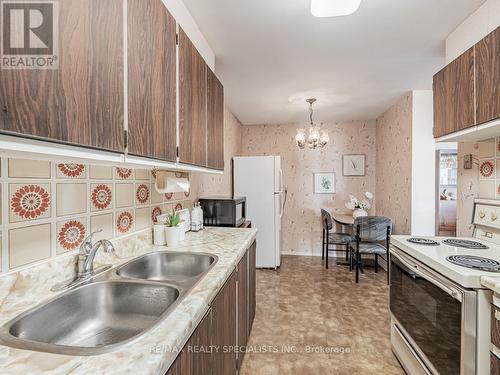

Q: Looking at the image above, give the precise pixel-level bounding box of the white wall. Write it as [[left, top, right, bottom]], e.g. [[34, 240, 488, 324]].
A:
[[411, 90, 436, 235], [162, 0, 215, 70], [446, 0, 500, 63]]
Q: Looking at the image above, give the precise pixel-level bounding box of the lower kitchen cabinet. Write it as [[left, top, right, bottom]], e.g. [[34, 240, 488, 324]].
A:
[[492, 352, 500, 375], [248, 242, 256, 331], [165, 241, 256, 375], [237, 251, 249, 368]]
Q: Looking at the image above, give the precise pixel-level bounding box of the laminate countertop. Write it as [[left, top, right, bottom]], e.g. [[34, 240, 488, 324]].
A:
[[481, 276, 500, 294], [0, 227, 257, 375]]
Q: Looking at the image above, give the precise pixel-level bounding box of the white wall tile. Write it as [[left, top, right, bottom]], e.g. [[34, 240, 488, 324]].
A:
[[9, 224, 51, 268], [56, 183, 87, 217]]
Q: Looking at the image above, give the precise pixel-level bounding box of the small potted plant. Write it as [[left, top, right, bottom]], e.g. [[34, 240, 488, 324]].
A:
[[345, 192, 374, 219], [164, 210, 181, 247]]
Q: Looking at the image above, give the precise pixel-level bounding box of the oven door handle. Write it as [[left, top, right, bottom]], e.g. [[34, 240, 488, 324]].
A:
[[391, 250, 463, 302]]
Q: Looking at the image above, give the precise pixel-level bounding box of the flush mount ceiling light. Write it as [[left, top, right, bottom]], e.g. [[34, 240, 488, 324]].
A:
[[295, 98, 329, 150], [310, 0, 362, 17]]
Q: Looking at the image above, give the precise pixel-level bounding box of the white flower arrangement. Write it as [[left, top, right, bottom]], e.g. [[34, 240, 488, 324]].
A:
[[345, 192, 373, 211]]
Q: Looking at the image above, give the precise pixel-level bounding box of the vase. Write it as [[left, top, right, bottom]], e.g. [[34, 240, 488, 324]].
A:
[[353, 209, 368, 219], [153, 224, 166, 246], [164, 226, 181, 247]]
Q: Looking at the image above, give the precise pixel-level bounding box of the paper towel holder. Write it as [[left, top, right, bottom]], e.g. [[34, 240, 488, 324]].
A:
[[153, 169, 190, 193]]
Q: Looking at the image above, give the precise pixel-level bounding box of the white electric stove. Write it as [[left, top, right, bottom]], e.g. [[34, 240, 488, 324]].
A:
[[390, 199, 499, 375]]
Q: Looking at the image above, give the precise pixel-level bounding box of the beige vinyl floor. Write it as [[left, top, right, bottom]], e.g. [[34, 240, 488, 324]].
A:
[[239, 255, 405, 375]]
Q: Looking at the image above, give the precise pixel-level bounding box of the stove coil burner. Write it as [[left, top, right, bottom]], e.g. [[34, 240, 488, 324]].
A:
[[442, 239, 489, 249], [407, 238, 440, 246], [446, 255, 500, 272]]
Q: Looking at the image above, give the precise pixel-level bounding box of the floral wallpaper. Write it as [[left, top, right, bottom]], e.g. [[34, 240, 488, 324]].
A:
[[240, 120, 376, 256], [375, 93, 412, 235]]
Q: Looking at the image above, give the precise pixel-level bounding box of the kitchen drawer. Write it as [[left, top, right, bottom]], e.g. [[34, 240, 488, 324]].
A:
[[492, 304, 500, 349], [492, 352, 500, 375]]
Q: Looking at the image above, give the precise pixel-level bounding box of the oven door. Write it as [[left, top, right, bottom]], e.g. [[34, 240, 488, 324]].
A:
[[389, 247, 476, 375]]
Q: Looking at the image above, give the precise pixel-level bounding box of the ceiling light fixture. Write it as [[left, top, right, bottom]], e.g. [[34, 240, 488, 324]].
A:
[[310, 0, 362, 18], [295, 98, 329, 149]]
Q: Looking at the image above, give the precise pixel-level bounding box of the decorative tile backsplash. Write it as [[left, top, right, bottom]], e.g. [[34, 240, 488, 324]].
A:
[[0, 158, 196, 274], [477, 137, 500, 199]]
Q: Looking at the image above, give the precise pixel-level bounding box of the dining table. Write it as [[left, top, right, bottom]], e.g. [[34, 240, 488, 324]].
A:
[[332, 214, 354, 227]]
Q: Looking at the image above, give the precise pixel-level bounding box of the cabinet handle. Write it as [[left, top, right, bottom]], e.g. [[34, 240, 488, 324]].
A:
[[495, 309, 500, 321]]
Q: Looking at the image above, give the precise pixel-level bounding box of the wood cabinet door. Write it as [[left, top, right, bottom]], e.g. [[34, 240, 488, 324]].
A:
[[212, 271, 237, 375], [0, 0, 124, 151], [179, 28, 207, 167], [237, 250, 249, 369], [127, 0, 176, 161], [191, 310, 213, 375], [207, 69, 224, 170], [492, 352, 500, 375], [248, 241, 256, 332], [433, 48, 475, 138], [476, 26, 500, 125], [164, 343, 192, 375]]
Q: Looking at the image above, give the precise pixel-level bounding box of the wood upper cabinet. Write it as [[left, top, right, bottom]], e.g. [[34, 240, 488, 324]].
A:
[[207, 69, 224, 170], [433, 47, 475, 138], [0, 0, 124, 151], [127, 0, 177, 161], [179, 28, 207, 167], [476, 26, 500, 125]]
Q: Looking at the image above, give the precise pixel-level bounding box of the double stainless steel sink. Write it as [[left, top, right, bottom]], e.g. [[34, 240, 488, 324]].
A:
[[0, 252, 217, 355]]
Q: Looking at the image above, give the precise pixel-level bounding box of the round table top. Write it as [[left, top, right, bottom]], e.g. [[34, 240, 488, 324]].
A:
[[332, 214, 354, 226]]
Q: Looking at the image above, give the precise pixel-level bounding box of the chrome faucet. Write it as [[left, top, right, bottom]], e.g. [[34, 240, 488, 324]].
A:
[[51, 230, 115, 292], [78, 230, 115, 277]]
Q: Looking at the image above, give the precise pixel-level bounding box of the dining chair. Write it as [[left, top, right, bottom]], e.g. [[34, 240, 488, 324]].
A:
[[321, 209, 354, 269], [352, 216, 392, 284]]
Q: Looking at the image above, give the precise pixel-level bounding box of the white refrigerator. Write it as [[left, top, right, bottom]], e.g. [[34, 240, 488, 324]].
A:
[[233, 156, 285, 268]]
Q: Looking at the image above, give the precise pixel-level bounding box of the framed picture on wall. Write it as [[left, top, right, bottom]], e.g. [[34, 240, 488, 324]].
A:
[[314, 172, 336, 194], [343, 154, 366, 176]]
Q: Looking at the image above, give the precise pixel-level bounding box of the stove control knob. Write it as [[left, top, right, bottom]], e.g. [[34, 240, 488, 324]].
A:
[[492, 212, 498, 221], [479, 210, 486, 219]]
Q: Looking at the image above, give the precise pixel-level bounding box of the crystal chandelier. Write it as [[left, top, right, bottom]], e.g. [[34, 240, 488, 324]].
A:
[[295, 98, 329, 149]]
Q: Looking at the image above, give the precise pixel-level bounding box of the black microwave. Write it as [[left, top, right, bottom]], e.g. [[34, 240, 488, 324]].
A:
[[199, 197, 246, 227]]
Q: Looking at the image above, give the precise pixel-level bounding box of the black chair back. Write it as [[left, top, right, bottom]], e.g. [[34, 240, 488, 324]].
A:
[[321, 209, 333, 231], [354, 216, 392, 241]]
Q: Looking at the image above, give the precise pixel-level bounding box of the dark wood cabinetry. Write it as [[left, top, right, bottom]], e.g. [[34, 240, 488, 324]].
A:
[[434, 26, 500, 139], [165, 242, 256, 375], [492, 352, 500, 375], [476, 26, 500, 125], [237, 251, 249, 368], [127, 0, 177, 161], [0, 0, 124, 152], [212, 270, 237, 375], [207, 69, 224, 170], [248, 242, 256, 330], [433, 48, 475, 138], [179, 28, 207, 167]]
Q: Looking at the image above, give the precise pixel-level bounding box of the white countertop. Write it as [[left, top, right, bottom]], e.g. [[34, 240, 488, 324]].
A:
[[391, 235, 500, 289], [0, 227, 257, 375]]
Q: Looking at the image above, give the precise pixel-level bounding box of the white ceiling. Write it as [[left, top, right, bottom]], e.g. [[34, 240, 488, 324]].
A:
[[182, 0, 485, 125]]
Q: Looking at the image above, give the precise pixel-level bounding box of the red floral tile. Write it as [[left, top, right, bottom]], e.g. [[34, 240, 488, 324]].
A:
[[116, 211, 133, 233], [175, 203, 183, 211], [136, 184, 150, 204], [165, 192, 173, 200], [58, 220, 86, 251], [479, 160, 495, 178], [116, 168, 133, 179], [151, 206, 162, 223], [11, 184, 50, 220], [91, 184, 112, 210], [58, 163, 85, 178]]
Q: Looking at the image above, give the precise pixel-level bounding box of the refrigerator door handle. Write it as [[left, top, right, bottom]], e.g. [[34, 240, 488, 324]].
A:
[[281, 189, 287, 218], [279, 168, 283, 192]]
